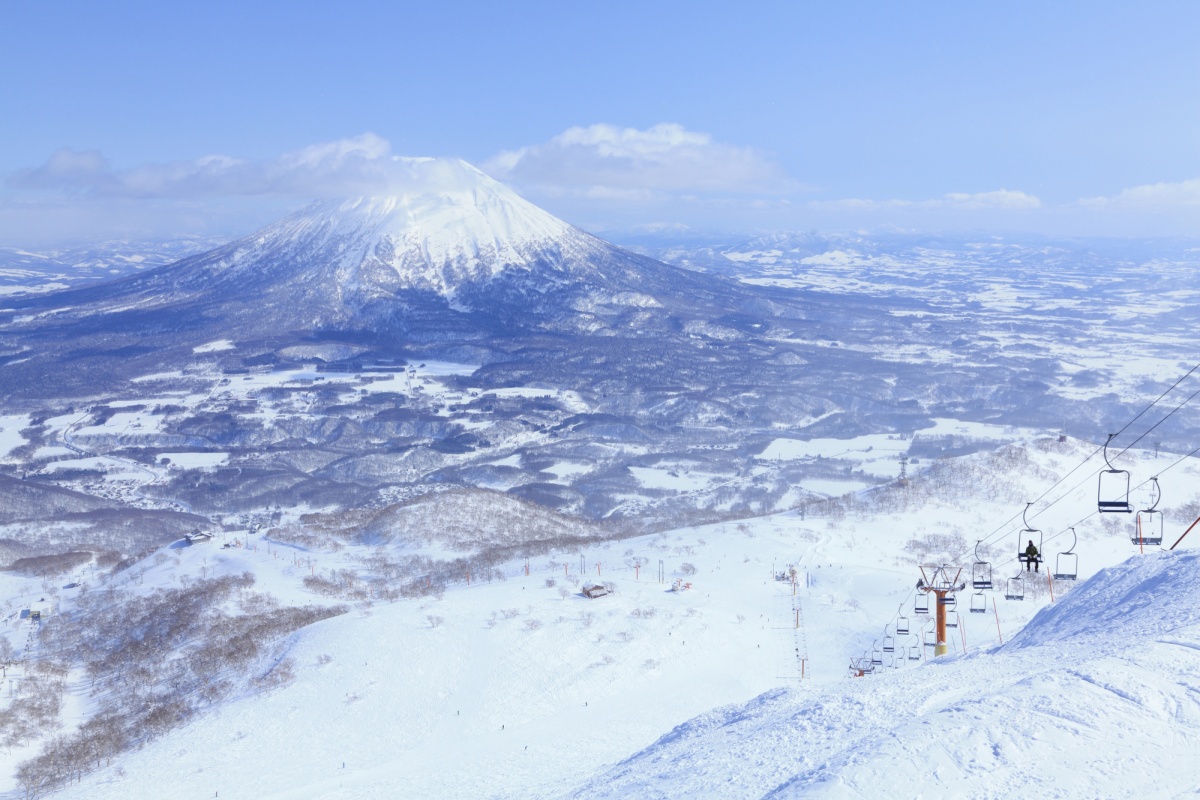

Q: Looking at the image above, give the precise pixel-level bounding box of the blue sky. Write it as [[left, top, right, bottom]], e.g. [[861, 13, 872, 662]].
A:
[[2, 1, 1198, 244]]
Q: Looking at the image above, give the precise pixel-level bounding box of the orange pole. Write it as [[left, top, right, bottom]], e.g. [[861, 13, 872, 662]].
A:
[[934, 590, 948, 656], [1170, 513, 1200, 550]]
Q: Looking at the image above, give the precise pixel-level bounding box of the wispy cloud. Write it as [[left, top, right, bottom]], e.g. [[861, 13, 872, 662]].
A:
[[8, 134, 406, 198], [1079, 177, 1200, 208], [484, 123, 800, 198], [812, 189, 1041, 212]]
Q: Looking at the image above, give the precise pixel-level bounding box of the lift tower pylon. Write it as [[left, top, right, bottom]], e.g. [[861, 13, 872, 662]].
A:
[[918, 565, 964, 657]]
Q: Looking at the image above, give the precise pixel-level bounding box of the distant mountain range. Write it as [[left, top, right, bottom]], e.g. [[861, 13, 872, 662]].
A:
[[0, 158, 1196, 475]]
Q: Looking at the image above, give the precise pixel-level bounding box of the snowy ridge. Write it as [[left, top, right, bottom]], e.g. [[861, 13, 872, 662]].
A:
[[570, 550, 1200, 799]]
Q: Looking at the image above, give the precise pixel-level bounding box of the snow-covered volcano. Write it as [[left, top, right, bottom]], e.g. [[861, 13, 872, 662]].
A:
[[12, 156, 707, 339], [200, 158, 610, 299]]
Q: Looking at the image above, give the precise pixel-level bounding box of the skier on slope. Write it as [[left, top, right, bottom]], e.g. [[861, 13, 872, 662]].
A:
[[1025, 540, 1040, 572]]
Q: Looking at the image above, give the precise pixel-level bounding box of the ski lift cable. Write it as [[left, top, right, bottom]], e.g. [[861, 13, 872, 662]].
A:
[[881, 366, 1200, 631], [1114, 383, 1200, 461], [993, 381, 1199, 551], [945, 365, 1200, 567], [990, 439, 1200, 570], [1109, 360, 1200, 443]]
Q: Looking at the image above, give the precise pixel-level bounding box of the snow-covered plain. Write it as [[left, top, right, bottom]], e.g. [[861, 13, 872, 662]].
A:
[[4, 437, 1197, 799]]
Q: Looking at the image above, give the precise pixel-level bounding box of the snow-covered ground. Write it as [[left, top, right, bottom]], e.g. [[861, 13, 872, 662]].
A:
[[2, 436, 1197, 798]]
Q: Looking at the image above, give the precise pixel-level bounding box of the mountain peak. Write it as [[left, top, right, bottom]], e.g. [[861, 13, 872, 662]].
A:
[[225, 157, 589, 297]]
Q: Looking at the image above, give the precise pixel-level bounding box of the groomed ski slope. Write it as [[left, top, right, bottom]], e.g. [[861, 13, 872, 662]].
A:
[[572, 549, 1200, 799], [18, 439, 1199, 800]]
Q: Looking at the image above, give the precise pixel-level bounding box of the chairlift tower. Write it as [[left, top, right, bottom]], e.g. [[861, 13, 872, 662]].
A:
[[917, 564, 965, 657]]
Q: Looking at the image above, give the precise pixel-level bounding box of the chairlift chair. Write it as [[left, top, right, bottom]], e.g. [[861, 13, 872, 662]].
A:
[[946, 611, 959, 630], [883, 630, 896, 653], [970, 591, 988, 614], [871, 644, 883, 666], [907, 635, 922, 661], [914, 593, 930, 615], [939, 594, 957, 612], [1133, 476, 1164, 546], [971, 540, 993, 589], [896, 611, 910, 636], [1053, 527, 1079, 580], [1098, 433, 1133, 513], [1017, 502, 1044, 571], [1005, 575, 1025, 601]]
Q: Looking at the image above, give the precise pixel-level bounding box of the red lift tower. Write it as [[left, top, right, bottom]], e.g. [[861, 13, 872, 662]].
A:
[[918, 565, 965, 657]]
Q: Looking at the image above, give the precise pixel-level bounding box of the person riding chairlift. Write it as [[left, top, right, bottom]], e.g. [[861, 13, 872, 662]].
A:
[[1025, 540, 1040, 572]]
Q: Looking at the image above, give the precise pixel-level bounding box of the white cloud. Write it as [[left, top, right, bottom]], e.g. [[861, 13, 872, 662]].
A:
[[939, 189, 1042, 210], [1079, 177, 1200, 208], [8, 134, 412, 198], [484, 123, 799, 197], [812, 189, 1041, 212]]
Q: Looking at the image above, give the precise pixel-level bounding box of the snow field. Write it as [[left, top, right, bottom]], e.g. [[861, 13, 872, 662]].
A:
[[5, 437, 1197, 799], [572, 551, 1200, 799], [42, 521, 824, 800]]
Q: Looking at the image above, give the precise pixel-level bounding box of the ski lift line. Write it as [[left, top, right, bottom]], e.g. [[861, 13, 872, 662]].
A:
[[945, 445, 1110, 567], [950, 435, 1200, 571], [873, 437, 1199, 636], [979, 361, 1200, 544], [1051, 441, 1200, 541], [940, 361, 1200, 566], [1114, 383, 1200, 461], [1109, 360, 1200, 442], [989, 441, 1200, 570]]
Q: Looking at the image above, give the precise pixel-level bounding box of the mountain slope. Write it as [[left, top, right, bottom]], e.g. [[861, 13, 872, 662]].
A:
[[2, 159, 731, 328], [567, 550, 1200, 799], [0, 158, 790, 400]]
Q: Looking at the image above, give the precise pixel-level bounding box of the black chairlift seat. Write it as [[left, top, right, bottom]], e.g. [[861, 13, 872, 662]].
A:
[[896, 614, 910, 636], [1005, 576, 1025, 601], [972, 561, 993, 590], [1053, 527, 1079, 581], [883, 634, 895, 653], [907, 646, 921, 661], [1098, 433, 1133, 513], [971, 541, 993, 589], [914, 594, 930, 615], [970, 591, 988, 613], [946, 612, 959, 629], [1017, 502, 1044, 569], [1133, 477, 1164, 546]]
